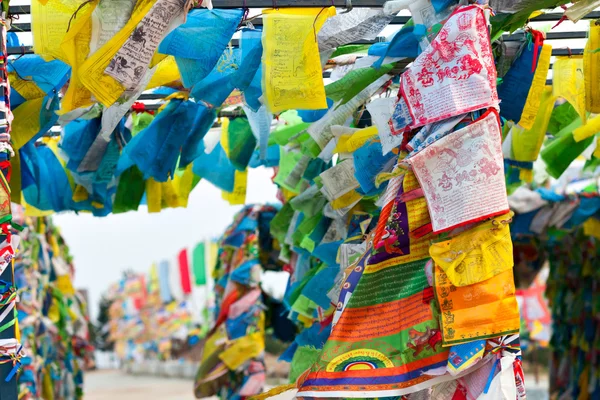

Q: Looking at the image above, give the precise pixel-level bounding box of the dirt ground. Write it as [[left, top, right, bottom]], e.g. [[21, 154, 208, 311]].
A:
[[85, 370, 200, 400], [84, 369, 549, 400]]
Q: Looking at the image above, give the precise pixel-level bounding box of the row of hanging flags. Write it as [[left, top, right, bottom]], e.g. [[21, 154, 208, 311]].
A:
[[0, 2, 28, 399], [105, 239, 218, 363], [6, 0, 598, 217], [4, 0, 600, 398], [9, 205, 94, 400]]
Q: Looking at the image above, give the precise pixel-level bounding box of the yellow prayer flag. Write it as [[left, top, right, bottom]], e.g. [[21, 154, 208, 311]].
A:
[[574, 113, 600, 142], [512, 86, 556, 163], [202, 325, 227, 364], [149, 263, 159, 294], [430, 212, 514, 287], [553, 56, 587, 125], [78, 0, 158, 106], [160, 179, 180, 208], [296, 313, 313, 327], [146, 56, 181, 90], [72, 185, 89, 202], [262, 7, 336, 113], [11, 98, 45, 151], [222, 170, 247, 205], [334, 126, 379, 154], [8, 72, 46, 101], [583, 217, 600, 239], [48, 303, 60, 323], [56, 275, 76, 296], [32, 0, 83, 62], [220, 117, 230, 156], [10, 153, 21, 204], [173, 164, 195, 207], [331, 190, 362, 210], [529, 11, 544, 19], [594, 137, 600, 159], [219, 332, 264, 371], [519, 168, 533, 183], [280, 187, 297, 202], [146, 178, 162, 213], [518, 44, 552, 130], [42, 368, 54, 400], [147, 174, 192, 212], [585, 22, 600, 113], [59, 0, 97, 113], [207, 241, 218, 276]]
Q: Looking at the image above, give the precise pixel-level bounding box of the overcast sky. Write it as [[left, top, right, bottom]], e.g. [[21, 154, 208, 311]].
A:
[[53, 167, 279, 321]]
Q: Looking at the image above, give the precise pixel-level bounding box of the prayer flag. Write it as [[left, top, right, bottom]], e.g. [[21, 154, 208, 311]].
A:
[[178, 249, 192, 295], [192, 242, 207, 286]]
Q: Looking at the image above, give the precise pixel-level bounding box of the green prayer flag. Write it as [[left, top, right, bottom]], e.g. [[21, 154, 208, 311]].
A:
[[325, 64, 394, 106], [132, 111, 155, 135], [274, 148, 305, 193], [269, 122, 310, 146], [331, 44, 371, 58], [227, 117, 257, 171], [541, 117, 592, 179], [270, 203, 295, 243], [547, 102, 580, 136], [289, 346, 321, 383], [113, 166, 146, 214], [192, 242, 207, 286]]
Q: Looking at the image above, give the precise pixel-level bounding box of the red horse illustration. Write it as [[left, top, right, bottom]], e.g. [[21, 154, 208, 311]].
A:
[[407, 327, 442, 357]]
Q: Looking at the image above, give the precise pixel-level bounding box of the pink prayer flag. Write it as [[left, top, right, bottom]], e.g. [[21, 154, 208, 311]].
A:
[[408, 109, 508, 233], [401, 5, 498, 129]]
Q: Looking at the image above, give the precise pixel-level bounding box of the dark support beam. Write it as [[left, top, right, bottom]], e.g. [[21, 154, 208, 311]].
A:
[[210, 0, 386, 7], [6, 4, 598, 22]]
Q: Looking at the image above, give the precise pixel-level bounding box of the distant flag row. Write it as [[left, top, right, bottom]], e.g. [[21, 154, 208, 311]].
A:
[[150, 240, 218, 305]]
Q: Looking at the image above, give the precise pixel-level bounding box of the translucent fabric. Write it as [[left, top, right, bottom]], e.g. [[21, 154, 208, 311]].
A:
[[158, 9, 244, 88], [192, 143, 235, 192]]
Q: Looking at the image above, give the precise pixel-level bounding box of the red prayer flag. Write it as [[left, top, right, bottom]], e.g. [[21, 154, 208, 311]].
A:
[[178, 249, 192, 295]]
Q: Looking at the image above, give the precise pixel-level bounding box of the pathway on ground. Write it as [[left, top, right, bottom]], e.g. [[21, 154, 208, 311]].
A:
[[84, 369, 550, 399], [85, 369, 201, 400]]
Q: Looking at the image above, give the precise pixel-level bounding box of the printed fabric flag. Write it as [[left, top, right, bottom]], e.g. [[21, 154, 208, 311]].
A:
[[192, 242, 207, 286], [178, 249, 192, 295], [585, 22, 600, 113], [429, 213, 514, 287], [553, 56, 587, 125], [262, 7, 336, 113], [400, 5, 498, 129], [434, 264, 520, 346], [408, 109, 509, 233], [298, 172, 455, 398]]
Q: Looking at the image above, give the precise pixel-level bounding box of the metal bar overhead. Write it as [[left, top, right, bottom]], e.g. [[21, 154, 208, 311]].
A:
[[6, 4, 593, 54], [5, 2, 597, 118]]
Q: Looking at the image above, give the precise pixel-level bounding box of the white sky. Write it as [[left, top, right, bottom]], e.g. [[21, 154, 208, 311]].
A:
[[53, 167, 279, 321]]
